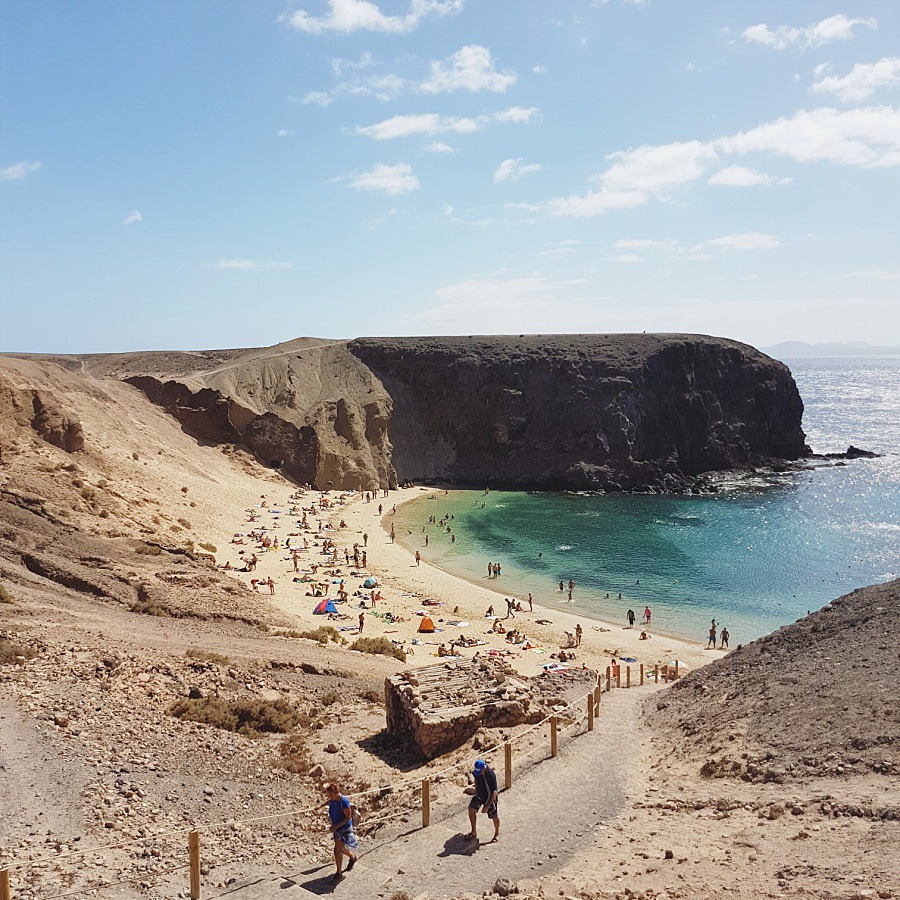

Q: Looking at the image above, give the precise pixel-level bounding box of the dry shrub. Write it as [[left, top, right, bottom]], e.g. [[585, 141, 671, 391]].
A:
[[0, 585, 12, 604], [278, 732, 314, 775], [186, 649, 230, 666], [198, 542, 217, 553], [178, 518, 191, 528], [279, 626, 344, 645], [130, 598, 171, 617], [0, 638, 38, 665], [360, 688, 384, 705], [134, 542, 163, 555], [351, 637, 406, 662], [321, 690, 341, 706], [170, 697, 305, 737]]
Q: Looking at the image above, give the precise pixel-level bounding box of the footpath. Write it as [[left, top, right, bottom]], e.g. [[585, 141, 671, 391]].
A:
[[210, 686, 647, 900]]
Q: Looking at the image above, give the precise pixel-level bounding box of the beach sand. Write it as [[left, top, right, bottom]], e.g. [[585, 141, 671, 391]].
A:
[[213, 485, 725, 678]]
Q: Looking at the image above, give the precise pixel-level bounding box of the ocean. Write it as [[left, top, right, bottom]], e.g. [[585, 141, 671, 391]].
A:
[[393, 356, 900, 644]]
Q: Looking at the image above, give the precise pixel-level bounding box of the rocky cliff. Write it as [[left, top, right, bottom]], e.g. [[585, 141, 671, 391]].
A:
[[118, 334, 808, 492]]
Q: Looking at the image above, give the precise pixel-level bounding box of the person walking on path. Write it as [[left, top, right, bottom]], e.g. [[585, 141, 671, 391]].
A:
[[466, 759, 500, 843], [358, 612, 365, 634], [627, 608, 635, 627], [720, 626, 729, 649], [325, 783, 359, 884]]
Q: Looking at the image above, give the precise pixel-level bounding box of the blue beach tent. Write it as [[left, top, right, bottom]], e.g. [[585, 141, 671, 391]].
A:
[[313, 598, 338, 615]]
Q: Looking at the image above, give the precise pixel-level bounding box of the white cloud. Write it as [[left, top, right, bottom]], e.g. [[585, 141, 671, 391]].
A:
[[601, 141, 717, 193], [423, 141, 458, 153], [301, 91, 334, 106], [1, 160, 41, 181], [718, 106, 900, 168], [357, 106, 538, 140], [812, 57, 900, 103], [708, 165, 791, 186], [284, 0, 463, 35], [614, 238, 679, 252], [493, 157, 542, 182], [278, 129, 294, 137], [742, 14, 877, 51], [540, 239, 581, 257], [533, 64, 547, 75], [614, 254, 642, 263], [332, 51, 375, 76], [123, 210, 142, 225], [706, 232, 780, 251], [216, 259, 292, 270], [348, 162, 420, 194], [442, 203, 454, 215], [420, 45, 516, 94]]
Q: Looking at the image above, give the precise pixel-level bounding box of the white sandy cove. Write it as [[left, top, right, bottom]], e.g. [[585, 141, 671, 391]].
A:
[[215, 485, 726, 678]]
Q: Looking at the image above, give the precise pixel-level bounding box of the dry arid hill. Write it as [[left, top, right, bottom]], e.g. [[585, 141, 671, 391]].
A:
[[28, 333, 811, 494]]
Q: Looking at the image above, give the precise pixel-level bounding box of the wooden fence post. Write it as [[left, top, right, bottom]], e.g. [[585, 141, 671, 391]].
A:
[[594, 684, 600, 714], [189, 830, 201, 900], [606, 667, 611, 691], [662, 665, 669, 683], [422, 778, 431, 828], [674, 660, 679, 679], [550, 715, 558, 758], [0, 868, 11, 900], [653, 664, 659, 684], [615, 665, 621, 689], [626, 666, 631, 688], [504, 742, 513, 789], [587, 694, 594, 731], [640, 663, 644, 686]]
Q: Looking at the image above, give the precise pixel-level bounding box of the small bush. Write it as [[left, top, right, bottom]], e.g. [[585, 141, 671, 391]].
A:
[[321, 690, 341, 707], [198, 542, 217, 553], [278, 732, 314, 775], [350, 637, 406, 662], [178, 518, 191, 528], [0, 585, 12, 604], [280, 626, 343, 645], [130, 599, 171, 617], [170, 697, 304, 737], [0, 638, 38, 665], [360, 688, 384, 705], [186, 649, 230, 666], [134, 542, 163, 555]]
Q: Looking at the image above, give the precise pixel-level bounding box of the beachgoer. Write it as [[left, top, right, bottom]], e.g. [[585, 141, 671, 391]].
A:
[[486, 605, 494, 617], [425, 534, 429, 547], [559, 580, 564, 592], [644, 605, 651, 625], [267, 576, 275, 595], [415, 550, 421, 566], [358, 612, 365, 634], [575, 623, 583, 646], [488, 561, 493, 578], [706, 622, 717, 649], [568, 579, 575, 592], [639, 630, 650, 640], [627, 608, 635, 627], [363, 533, 368, 547], [324, 783, 358, 883], [528, 593, 533, 612], [720, 626, 729, 649], [506, 598, 515, 619], [466, 759, 500, 842]]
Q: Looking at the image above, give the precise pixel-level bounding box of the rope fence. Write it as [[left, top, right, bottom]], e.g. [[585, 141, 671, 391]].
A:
[[0, 662, 675, 899]]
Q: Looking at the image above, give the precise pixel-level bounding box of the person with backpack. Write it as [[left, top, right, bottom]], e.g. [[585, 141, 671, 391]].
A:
[[324, 783, 359, 883], [466, 759, 500, 842]]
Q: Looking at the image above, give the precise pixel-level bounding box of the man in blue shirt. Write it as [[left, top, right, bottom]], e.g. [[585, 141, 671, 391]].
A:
[[466, 759, 500, 842]]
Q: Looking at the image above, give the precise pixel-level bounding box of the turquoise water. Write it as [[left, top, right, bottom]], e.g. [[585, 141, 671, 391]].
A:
[[394, 357, 900, 644]]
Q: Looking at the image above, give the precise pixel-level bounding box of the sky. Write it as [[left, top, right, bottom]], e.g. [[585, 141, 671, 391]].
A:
[[1, 0, 899, 353]]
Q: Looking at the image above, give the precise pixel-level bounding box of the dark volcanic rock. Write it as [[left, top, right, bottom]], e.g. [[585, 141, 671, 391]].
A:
[[124, 333, 809, 492], [348, 334, 809, 491]]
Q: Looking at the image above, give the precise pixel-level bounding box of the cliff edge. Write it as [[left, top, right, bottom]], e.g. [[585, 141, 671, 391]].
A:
[[101, 333, 806, 492]]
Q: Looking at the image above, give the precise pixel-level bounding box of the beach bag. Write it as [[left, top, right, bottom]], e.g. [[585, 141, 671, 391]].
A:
[[350, 803, 361, 828]]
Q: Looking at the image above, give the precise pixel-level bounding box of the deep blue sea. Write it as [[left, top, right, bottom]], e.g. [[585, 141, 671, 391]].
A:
[[394, 357, 900, 644]]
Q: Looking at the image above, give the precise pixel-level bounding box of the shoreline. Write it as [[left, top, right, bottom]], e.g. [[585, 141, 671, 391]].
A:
[[209, 483, 725, 678]]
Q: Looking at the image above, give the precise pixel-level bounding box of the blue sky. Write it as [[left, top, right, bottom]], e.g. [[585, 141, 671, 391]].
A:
[[2, 0, 899, 353]]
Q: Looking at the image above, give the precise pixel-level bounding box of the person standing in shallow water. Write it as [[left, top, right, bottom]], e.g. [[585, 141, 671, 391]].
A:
[[707, 621, 717, 649], [627, 608, 635, 627], [720, 626, 729, 649], [324, 783, 358, 884]]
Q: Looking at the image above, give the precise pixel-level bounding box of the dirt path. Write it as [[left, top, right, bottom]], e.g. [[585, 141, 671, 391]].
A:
[[212, 685, 650, 899]]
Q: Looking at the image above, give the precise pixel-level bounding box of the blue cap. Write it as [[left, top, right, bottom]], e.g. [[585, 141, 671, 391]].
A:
[[473, 759, 485, 773]]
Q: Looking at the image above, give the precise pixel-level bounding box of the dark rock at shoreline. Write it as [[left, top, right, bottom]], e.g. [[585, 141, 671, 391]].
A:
[[813, 445, 881, 460], [109, 333, 808, 492]]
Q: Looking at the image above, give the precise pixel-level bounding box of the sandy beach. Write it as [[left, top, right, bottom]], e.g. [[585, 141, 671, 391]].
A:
[[213, 484, 725, 679]]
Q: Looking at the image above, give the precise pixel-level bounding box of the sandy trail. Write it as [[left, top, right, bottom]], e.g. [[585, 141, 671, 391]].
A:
[[216, 684, 649, 899]]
